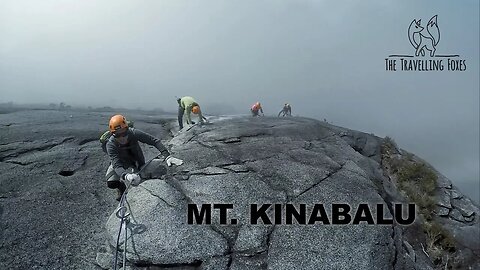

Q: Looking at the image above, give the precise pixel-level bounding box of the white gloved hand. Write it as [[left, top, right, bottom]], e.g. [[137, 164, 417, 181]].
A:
[[125, 173, 142, 186], [165, 156, 184, 167]]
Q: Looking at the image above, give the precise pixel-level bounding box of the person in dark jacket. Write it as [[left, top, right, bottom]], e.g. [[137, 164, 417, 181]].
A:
[[278, 103, 292, 117], [105, 114, 183, 200]]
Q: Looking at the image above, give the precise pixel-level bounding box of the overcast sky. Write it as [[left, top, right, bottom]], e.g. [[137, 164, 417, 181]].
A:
[[0, 0, 478, 202]]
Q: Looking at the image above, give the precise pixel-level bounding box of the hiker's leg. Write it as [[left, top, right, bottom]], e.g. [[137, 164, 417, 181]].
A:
[[105, 164, 121, 187], [106, 164, 126, 200], [107, 179, 126, 192], [178, 106, 185, 129]]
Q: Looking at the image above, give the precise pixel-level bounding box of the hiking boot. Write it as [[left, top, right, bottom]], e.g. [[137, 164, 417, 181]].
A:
[[115, 181, 127, 201], [115, 188, 124, 201]]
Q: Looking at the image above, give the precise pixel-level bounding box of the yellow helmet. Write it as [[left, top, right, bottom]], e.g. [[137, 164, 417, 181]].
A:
[[192, 105, 200, 114], [109, 114, 128, 133]]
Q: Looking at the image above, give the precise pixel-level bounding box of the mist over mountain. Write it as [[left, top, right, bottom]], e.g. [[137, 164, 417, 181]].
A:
[[0, 1, 478, 268]]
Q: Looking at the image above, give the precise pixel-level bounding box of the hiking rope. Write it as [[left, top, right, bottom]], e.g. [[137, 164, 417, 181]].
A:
[[112, 154, 161, 270], [113, 182, 131, 270], [123, 214, 128, 270]]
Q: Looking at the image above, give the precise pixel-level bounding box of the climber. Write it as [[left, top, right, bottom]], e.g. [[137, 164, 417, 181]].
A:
[[104, 114, 184, 201], [251, 102, 264, 117], [100, 119, 134, 154], [278, 103, 292, 117], [177, 96, 206, 129]]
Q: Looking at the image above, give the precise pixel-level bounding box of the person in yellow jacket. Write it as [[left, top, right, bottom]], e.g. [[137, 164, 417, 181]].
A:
[[177, 96, 206, 129]]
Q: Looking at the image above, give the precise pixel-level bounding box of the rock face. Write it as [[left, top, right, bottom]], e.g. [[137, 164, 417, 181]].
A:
[[103, 116, 479, 269], [0, 109, 174, 270], [0, 110, 478, 270]]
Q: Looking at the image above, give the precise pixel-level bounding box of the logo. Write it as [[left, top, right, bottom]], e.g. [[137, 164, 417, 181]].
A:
[[385, 15, 467, 72], [408, 15, 440, 57]]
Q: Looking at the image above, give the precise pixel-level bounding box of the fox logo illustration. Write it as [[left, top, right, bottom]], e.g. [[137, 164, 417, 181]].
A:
[[408, 15, 440, 57]]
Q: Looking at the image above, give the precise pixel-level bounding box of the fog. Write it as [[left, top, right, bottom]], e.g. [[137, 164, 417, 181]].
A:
[[0, 0, 478, 202]]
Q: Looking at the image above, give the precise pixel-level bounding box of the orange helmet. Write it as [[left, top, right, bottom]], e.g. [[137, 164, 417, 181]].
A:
[[109, 114, 128, 133], [192, 105, 200, 114]]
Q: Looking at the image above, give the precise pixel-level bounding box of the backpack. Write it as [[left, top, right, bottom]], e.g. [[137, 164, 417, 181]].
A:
[[100, 120, 134, 153]]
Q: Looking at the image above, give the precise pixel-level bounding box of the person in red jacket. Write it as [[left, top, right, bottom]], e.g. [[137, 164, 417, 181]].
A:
[[251, 102, 264, 117]]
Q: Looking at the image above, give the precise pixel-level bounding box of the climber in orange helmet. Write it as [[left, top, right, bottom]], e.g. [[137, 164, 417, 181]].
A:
[[177, 96, 206, 129], [104, 114, 183, 201]]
